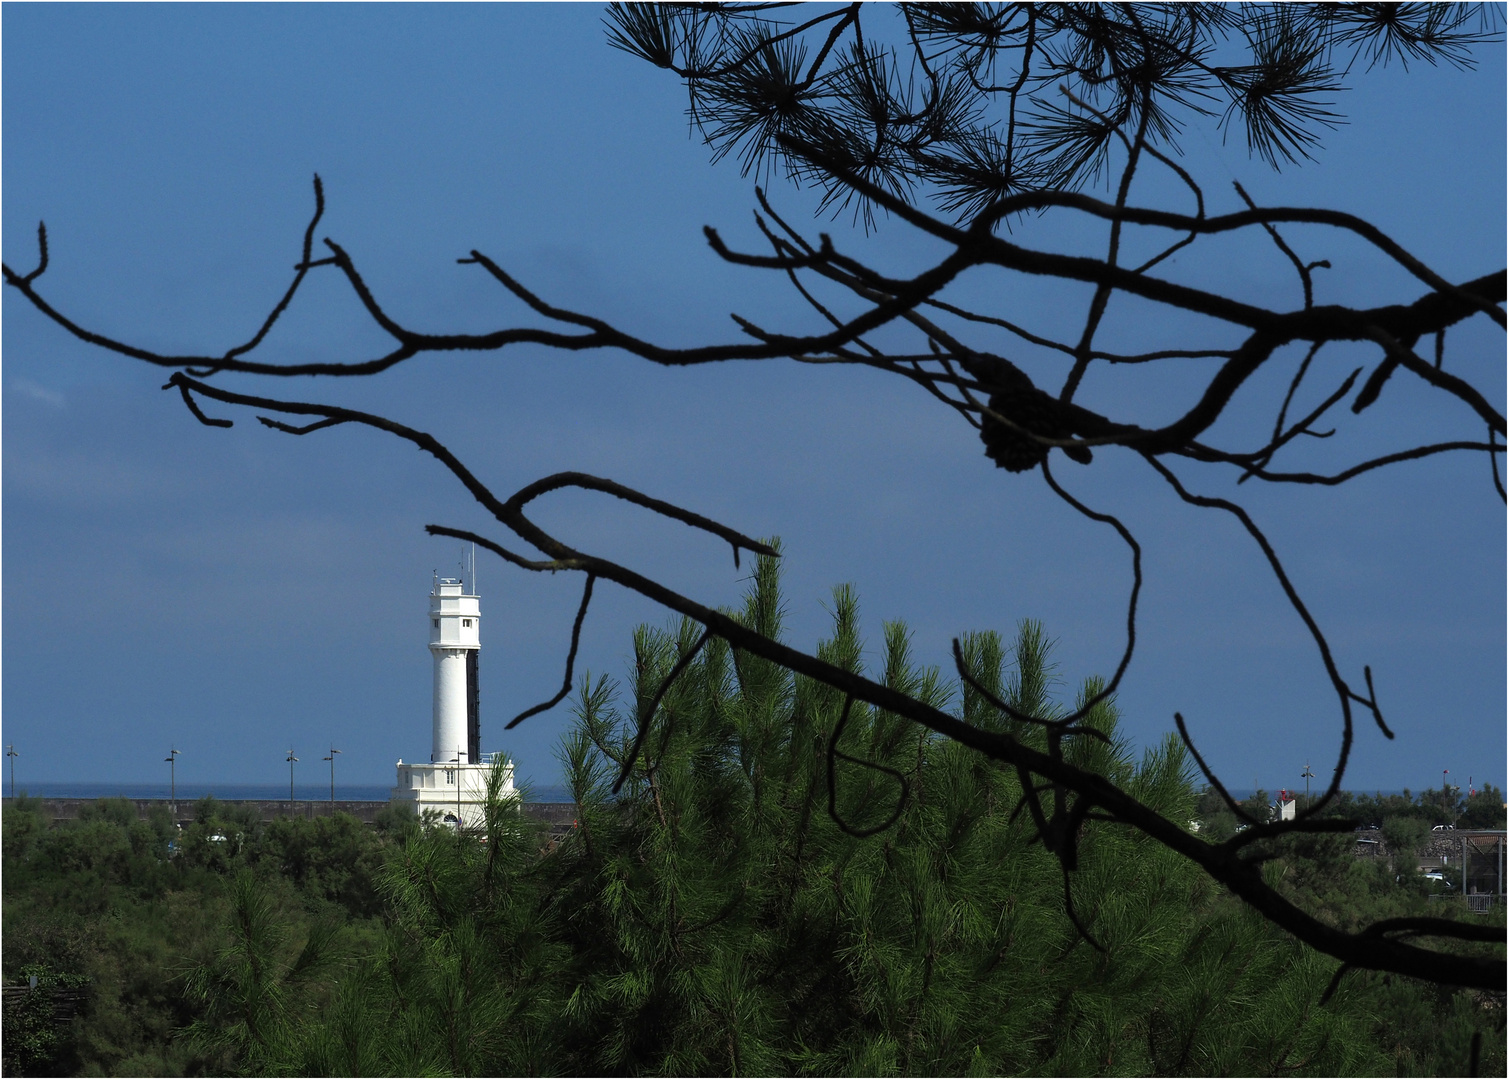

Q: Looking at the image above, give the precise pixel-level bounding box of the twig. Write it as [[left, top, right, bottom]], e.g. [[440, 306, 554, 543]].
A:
[[504, 573, 597, 730], [827, 694, 911, 838], [614, 628, 713, 793]]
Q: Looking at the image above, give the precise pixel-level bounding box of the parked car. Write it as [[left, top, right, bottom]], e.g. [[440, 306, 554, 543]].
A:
[[1432, 824, 1456, 831], [1424, 872, 1454, 888]]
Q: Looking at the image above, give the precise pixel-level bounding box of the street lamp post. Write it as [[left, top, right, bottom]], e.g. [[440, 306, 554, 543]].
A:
[[322, 747, 341, 815], [165, 747, 181, 818], [287, 749, 299, 816], [6, 745, 17, 800], [451, 749, 463, 833], [1301, 761, 1314, 806]]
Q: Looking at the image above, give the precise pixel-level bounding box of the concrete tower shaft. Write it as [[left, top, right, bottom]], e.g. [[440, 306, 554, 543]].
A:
[[429, 579, 479, 763]]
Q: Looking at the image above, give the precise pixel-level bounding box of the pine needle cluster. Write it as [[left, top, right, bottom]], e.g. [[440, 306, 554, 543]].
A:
[[608, 3, 1501, 227]]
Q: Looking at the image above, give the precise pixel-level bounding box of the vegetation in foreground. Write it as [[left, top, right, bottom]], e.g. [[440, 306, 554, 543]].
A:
[[4, 559, 1504, 1076]]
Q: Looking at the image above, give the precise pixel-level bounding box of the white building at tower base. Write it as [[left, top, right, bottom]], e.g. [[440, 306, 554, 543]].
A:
[[390, 576, 514, 829], [392, 754, 514, 830]]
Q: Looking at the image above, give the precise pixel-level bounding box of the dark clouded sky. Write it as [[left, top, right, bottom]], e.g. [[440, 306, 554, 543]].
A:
[[4, 5, 1503, 797]]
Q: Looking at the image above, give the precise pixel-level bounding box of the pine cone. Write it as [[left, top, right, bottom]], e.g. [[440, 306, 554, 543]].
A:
[[980, 382, 1092, 472]]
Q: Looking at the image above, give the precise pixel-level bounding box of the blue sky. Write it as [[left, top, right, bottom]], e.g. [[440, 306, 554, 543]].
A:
[[4, 4, 1504, 797]]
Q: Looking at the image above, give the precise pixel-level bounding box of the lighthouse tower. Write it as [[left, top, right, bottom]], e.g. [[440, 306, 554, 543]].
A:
[[392, 574, 515, 827], [430, 577, 480, 764]]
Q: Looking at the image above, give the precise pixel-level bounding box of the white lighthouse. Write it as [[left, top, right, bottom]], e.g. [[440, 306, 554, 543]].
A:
[[430, 576, 480, 764], [391, 573, 515, 827]]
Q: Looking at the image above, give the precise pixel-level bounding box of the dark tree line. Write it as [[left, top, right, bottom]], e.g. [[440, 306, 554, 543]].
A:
[[4, 3, 1504, 991]]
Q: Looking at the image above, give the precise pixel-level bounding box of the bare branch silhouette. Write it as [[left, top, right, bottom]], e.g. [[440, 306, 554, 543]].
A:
[[498, 571, 597, 732]]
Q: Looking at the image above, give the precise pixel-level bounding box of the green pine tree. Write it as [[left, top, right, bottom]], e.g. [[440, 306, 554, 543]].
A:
[[210, 551, 1499, 1076]]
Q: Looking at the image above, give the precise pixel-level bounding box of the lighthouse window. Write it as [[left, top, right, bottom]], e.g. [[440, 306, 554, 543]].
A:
[[433, 619, 439, 628], [463, 619, 472, 627]]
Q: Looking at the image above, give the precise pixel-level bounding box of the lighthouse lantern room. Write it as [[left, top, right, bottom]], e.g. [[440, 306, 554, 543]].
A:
[[391, 575, 515, 827]]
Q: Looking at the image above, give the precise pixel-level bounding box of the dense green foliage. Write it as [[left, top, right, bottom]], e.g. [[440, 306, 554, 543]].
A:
[[4, 560, 1503, 1075], [2, 795, 400, 1075]]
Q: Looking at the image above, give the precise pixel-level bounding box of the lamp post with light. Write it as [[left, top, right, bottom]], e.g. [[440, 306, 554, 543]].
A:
[[323, 747, 341, 815], [287, 749, 299, 815], [452, 749, 463, 833], [6, 745, 17, 800], [165, 746, 181, 818]]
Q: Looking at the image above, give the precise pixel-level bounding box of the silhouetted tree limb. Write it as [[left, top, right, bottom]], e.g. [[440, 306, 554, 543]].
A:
[[91, 367, 1494, 990]]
